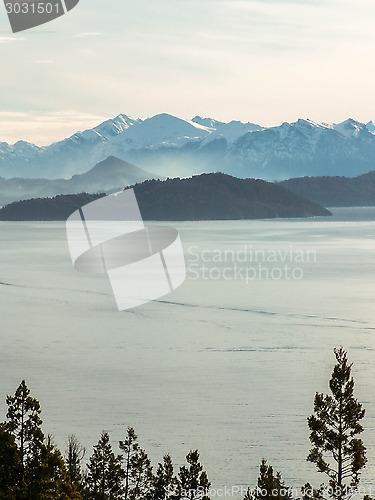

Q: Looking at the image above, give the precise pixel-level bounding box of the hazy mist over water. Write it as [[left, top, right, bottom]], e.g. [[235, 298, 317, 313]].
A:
[[1, 207, 375, 492]]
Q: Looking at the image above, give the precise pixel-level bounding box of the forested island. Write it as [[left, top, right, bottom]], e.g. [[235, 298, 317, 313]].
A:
[[0, 173, 331, 221]]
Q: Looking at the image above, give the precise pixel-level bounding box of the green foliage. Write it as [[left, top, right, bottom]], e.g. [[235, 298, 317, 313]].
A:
[[31, 436, 81, 500], [0, 353, 370, 500], [300, 482, 325, 500], [307, 347, 366, 497], [65, 435, 86, 489], [244, 459, 291, 500], [178, 450, 211, 500], [0, 381, 81, 500], [0, 423, 21, 498], [5, 379, 44, 479], [152, 454, 179, 500], [85, 431, 124, 500], [119, 427, 153, 500]]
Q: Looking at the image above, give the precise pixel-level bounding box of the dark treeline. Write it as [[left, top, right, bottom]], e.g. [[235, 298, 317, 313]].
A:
[[0, 347, 371, 500], [0, 193, 104, 222], [0, 173, 331, 221], [0, 379, 210, 500], [280, 170, 375, 208]]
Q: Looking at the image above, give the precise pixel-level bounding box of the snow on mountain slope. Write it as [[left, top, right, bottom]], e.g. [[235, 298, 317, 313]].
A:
[[92, 114, 140, 137], [200, 120, 262, 147], [1, 113, 375, 180], [0, 140, 43, 160], [366, 121, 375, 135], [226, 118, 375, 179], [47, 114, 138, 154], [95, 113, 213, 166], [105, 113, 211, 150], [0, 113, 214, 178], [191, 116, 225, 129], [333, 118, 370, 139]]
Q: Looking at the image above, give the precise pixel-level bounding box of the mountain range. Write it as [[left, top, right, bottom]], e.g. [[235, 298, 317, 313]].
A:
[[1, 114, 375, 180], [0, 173, 331, 221]]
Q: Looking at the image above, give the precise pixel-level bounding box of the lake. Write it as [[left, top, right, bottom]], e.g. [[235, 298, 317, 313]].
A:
[[1, 207, 375, 494]]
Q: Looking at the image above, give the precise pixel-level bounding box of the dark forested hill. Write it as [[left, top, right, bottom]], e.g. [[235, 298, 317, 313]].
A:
[[0, 173, 331, 221], [132, 173, 331, 220], [0, 193, 104, 221], [281, 170, 375, 207]]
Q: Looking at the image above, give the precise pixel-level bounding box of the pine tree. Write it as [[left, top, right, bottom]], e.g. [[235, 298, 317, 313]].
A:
[[178, 450, 211, 500], [2, 381, 80, 500], [244, 459, 291, 500], [152, 454, 179, 500], [33, 435, 81, 500], [86, 431, 124, 500], [65, 435, 86, 489], [119, 427, 153, 500], [5, 379, 44, 491], [307, 347, 367, 499], [0, 423, 21, 498], [301, 483, 324, 500]]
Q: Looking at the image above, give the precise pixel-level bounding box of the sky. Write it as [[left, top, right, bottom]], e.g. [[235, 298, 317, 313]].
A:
[[0, 0, 374, 145]]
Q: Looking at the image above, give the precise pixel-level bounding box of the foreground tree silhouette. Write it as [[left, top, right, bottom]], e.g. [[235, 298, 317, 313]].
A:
[[65, 435, 86, 490], [1, 380, 80, 499], [178, 450, 211, 500], [0, 424, 21, 498], [152, 454, 179, 500], [85, 431, 124, 500], [5, 379, 44, 491], [244, 459, 291, 500], [39, 435, 82, 500], [307, 347, 366, 499], [119, 427, 153, 500]]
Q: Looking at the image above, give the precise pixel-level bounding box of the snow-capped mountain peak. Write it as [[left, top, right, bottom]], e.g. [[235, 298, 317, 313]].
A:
[[201, 120, 262, 147], [106, 113, 211, 152], [1, 113, 375, 181], [333, 118, 369, 139], [93, 114, 140, 137]]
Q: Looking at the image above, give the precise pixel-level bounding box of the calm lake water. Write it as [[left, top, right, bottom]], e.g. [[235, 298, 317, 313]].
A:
[[1, 207, 375, 493]]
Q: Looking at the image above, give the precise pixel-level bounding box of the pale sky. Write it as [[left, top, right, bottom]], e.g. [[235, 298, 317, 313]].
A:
[[0, 0, 374, 145]]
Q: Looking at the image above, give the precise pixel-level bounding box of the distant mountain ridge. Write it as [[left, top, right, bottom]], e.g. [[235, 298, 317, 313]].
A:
[[1, 114, 375, 180], [0, 173, 331, 221], [0, 156, 159, 207]]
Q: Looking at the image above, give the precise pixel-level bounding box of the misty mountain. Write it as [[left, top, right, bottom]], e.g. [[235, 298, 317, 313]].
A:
[[0, 173, 331, 221], [1, 114, 375, 180], [281, 170, 375, 207], [0, 156, 159, 206]]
